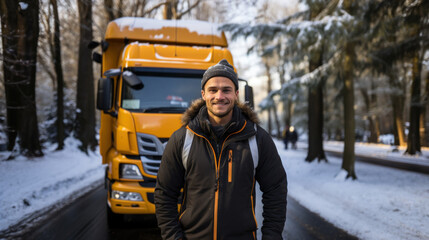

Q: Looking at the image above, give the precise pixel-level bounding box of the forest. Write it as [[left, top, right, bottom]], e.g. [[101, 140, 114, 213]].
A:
[[0, 0, 428, 180]]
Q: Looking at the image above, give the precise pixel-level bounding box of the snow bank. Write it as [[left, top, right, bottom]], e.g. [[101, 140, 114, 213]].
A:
[[278, 140, 429, 240], [0, 138, 104, 232]]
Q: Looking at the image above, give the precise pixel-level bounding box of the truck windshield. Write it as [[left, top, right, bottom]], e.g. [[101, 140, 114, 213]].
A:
[[121, 70, 203, 113]]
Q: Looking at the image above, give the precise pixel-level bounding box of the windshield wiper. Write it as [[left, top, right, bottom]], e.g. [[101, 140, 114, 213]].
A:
[[142, 106, 187, 113]]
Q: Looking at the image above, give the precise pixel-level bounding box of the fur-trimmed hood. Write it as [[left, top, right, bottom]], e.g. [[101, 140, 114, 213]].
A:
[[181, 99, 259, 126]]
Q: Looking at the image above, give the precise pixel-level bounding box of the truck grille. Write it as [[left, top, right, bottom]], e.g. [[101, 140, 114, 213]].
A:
[[141, 155, 162, 176], [137, 133, 168, 176]]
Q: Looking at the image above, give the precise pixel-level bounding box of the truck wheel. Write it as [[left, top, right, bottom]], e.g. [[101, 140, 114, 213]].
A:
[[106, 204, 123, 228]]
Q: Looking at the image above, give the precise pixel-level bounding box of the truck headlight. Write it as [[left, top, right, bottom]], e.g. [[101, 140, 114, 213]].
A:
[[111, 190, 143, 201], [120, 164, 143, 180]]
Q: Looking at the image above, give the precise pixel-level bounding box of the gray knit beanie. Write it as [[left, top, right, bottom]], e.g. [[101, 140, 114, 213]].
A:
[[201, 59, 238, 90]]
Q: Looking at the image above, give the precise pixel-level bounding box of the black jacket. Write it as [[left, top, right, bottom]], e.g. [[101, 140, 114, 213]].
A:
[[155, 99, 287, 240]]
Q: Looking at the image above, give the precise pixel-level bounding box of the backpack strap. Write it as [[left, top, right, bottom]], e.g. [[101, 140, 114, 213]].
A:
[[182, 128, 194, 171], [248, 124, 259, 174], [182, 124, 258, 173]]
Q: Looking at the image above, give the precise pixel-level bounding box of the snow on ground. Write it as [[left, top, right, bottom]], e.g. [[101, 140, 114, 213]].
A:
[[1, 138, 429, 239], [323, 140, 429, 167], [0, 138, 104, 233], [277, 140, 429, 240]]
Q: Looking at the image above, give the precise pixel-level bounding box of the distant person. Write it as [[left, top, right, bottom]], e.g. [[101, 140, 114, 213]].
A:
[[288, 126, 298, 150], [283, 126, 298, 150], [283, 125, 290, 149], [154, 59, 287, 240]]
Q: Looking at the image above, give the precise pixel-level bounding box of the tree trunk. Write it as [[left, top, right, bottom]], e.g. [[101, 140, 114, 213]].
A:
[[305, 2, 326, 163], [341, 42, 357, 179], [405, 54, 422, 154], [163, 0, 178, 19], [76, 0, 97, 152], [368, 116, 380, 143], [285, 97, 293, 128], [305, 81, 326, 162], [390, 70, 407, 146], [0, 0, 43, 157], [277, 62, 290, 128], [51, 0, 65, 150], [335, 127, 342, 140], [420, 113, 426, 147], [423, 64, 429, 147], [272, 106, 281, 139], [339, 0, 357, 179], [264, 62, 273, 136], [360, 88, 379, 143], [104, 0, 115, 21], [420, 62, 429, 147], [267, 108, 273, 136], [369, 81, 380, 143], [391, 93, 406, 146], [116, 0, 124, 18], [305, 51, 326, 162]]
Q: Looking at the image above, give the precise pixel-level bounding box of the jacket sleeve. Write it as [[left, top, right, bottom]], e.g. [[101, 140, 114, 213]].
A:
[[154, 129, 186, 240], [255, 127, 288, 239]]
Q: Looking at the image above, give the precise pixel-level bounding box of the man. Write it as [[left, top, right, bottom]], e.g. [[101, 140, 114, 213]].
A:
[[283, 125, 290, 149], [288, 126, 298, 150], [155, 59, 287, 240]]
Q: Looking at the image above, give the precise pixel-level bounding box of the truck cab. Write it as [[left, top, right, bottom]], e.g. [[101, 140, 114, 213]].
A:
[[94, 17, 253, 225]]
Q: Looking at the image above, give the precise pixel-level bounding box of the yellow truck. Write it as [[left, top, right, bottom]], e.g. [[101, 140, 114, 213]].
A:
[[92, 17, 254, 226]]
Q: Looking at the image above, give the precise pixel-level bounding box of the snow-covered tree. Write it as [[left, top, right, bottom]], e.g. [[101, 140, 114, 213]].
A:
[[363, 0, 429, 153], [223, 0, 357, 175]]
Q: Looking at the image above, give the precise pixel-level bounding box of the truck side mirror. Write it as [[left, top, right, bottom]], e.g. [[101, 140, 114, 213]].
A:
[[88, 41, 100, 49], [92, 52, 102, 64], [239, 78, 255, 109], [245, 85, 254, 109], [97, 77, 113, 111], [123, 71, 144, 89]]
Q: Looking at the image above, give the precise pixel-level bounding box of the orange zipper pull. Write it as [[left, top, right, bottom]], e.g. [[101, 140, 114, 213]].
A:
[[228, 150, 232, 182]]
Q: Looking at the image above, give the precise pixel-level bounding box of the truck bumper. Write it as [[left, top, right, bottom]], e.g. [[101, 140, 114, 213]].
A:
[[108, 181, 156, 214]]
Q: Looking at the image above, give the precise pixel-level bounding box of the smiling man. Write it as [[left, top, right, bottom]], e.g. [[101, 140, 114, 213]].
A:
[[155, 59, 287, 240], [202, 75, 236, 124]]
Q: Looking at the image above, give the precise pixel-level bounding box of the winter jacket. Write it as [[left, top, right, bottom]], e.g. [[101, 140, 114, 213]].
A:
[[155, 99, 287, 240]]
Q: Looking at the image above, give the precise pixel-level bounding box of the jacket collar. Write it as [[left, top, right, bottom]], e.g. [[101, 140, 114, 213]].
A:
[[181, 99, 259, 126]]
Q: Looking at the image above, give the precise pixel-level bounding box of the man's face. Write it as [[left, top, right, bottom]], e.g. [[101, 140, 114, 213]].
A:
[[202, 76, 238, 122]]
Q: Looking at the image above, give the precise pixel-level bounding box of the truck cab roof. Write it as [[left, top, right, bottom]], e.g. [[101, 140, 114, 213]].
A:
[[105, 17, 228, 47]]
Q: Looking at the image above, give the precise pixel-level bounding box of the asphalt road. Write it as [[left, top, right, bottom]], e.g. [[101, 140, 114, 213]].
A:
[[10, 185, 356, 240]]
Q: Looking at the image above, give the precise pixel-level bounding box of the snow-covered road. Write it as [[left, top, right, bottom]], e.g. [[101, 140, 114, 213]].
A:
[[1, 138, 429, 239]]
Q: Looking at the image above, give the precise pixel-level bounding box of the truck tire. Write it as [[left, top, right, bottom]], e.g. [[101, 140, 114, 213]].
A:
[[107, 203, 123, 228]]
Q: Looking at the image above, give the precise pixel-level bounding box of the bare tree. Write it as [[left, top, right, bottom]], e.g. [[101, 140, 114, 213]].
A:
[[263, 61, 281, 137], [104, 0, 116, 21], [50, 0, 65, 150], [163, 0, 201, 19], [0, 0, 43, 157], [75, 0, 97, 152]]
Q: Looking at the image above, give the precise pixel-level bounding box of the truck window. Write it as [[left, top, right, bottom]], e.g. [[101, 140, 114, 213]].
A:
[[121, 69, 202, 113]]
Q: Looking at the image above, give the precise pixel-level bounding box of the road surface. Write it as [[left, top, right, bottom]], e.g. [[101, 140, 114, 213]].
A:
[[4, 185, 356, 240]]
